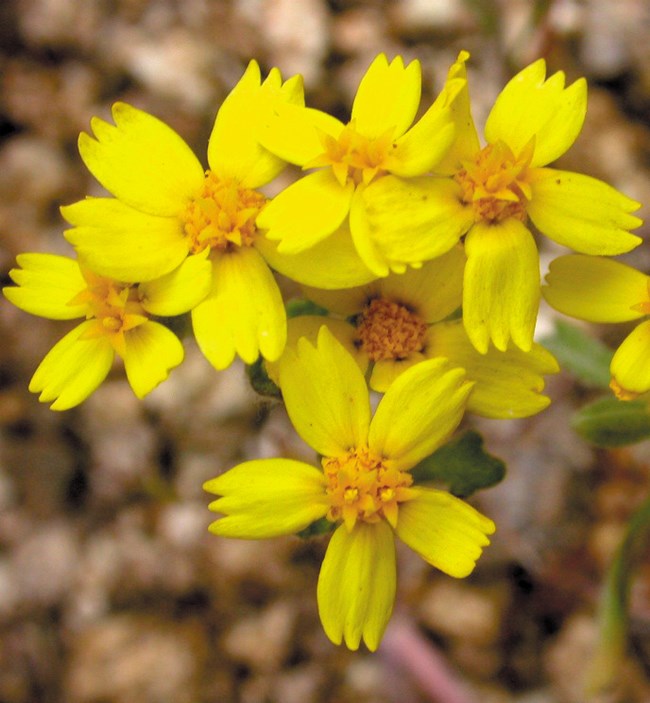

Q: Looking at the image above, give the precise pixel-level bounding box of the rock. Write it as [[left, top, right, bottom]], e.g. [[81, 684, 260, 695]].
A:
[[11, 520, 79, 609], [272, 663, 324, 703], [419, 579, 507, 646], [80, 383, 157, 504], [259, 0, 329, 88], [223, 600, 296, 671], [65, 614, 206, 703]]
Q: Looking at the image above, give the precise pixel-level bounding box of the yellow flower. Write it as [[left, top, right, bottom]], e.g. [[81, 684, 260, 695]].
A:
[[205, 327, 495, 651], [543, 254, 650, 400], [62, 61, 304, 369], [372, 52, 642, 353], [268, 246, 558, 418], [3, 253, 211, 409], [255, 53, 467, 283]]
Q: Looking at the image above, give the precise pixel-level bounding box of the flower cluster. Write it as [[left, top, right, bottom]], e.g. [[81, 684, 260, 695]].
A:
[[207, 326, 495, 650], [3, 51, 644, 648]]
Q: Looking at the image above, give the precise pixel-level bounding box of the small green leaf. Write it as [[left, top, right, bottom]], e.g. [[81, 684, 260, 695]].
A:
[[286, 298, 328, 319], [152, 312, 192, 338], [297, 517, 335, 539], [411, 430, 506, 498], [541, 320, 613, 389], [572, 396, 650, 447], [245, 357, 281, 399]]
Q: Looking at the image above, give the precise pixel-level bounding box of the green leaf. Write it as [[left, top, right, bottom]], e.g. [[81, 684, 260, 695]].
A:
[[541, 320, 613, 389], [411, 430, 506, 498], [572, 396, 650, 447], [297, 517, 336, 539], [245, 357, 281, 399], [285, 298, 328, 319]]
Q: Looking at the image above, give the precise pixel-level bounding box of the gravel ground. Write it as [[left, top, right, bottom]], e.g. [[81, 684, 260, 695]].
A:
[[1, 1, 650, 702]]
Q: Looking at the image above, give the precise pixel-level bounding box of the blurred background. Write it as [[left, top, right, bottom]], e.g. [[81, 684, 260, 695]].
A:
[[1, 1, 650, 701]]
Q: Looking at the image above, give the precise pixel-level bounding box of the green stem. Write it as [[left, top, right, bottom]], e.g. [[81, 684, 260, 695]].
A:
[[587, 492, 650, 695]]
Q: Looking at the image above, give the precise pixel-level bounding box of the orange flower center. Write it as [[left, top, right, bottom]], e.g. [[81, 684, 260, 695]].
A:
[[305, 121, 393, 187], [455, 139, 533, 223], [322, 446, 415, 529], [182, 171, 267, 254], [356, 298, 428, 361], [68, 271, 148, 355]]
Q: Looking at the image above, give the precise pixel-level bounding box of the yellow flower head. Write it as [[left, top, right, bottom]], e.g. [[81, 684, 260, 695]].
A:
[[205, 327, 495, 651], [543, 254, 650, 400], [267, 245, 558, 418], [255, 53, 467, 283], [369, 52, 642, 354], [3, 253, 211, 409], [61, 61, 304, 370]]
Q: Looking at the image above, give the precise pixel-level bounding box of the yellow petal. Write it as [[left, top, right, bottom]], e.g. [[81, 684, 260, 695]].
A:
[[191, 294, 234, 370], [317, 521, 396, 651], [358, 176, 474, 271], [208, 61, 304, 188], [139, 252, 212, 317], [610, 321, 650, 397], [528, 169, 642, 255], [351, 54, 421, 140], [4, 253, 87, 319], [208, 60, 267, 180], [543, 254, 649, 322], [435, 51, 481, 175], [369, 354, 427, 393], [484, 60, 587, 167], [78, 102, 205, 216], [369, 358, 472, 470], [259, 102, 344, 166], [257, 170, 354, 254], [272, 70, 305, 105], [29, 321, 114, 410], [349, 186, 393, 277], [396, 488, 494, 577], [463, 219, 540, 353], [122, 321, 184, 398], [265, 315, 367, 386], [192, 247, 286, 369], [302, 282, 377, 317], [204, 458, 328, 538], [256, 222, 377, 289], [428, 320, 559, 419], [279, 326, 371, 458], [387, 108, 455, 179], [386, 78, 462, 177], [375, 244, 465, 323], [62, 197, 188, 281]]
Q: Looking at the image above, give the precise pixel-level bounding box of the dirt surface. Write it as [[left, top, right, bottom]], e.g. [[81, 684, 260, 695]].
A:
[[1, 1, 650, 702]]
